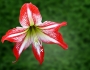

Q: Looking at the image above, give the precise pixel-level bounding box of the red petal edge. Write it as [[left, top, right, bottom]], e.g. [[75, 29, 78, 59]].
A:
[[12, 36, 31, 62], [1, 28, 26, 43], [28, 3, 42, 24], [32, 45, 44, 64], [19, 3, 30, 27], [39, 21, 67, 31], [42, 30, 68, 49], [19, 3, 42, 27], [38, 21, 68, 49]]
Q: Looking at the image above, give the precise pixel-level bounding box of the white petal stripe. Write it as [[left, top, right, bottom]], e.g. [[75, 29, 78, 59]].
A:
[[19, 33, 31, 54], [38, 32, 59, 44], [40, 24, 59, 29], [19, 38, 27, 54], [8, 30, 27, 37], [27, 5, 34, 26]]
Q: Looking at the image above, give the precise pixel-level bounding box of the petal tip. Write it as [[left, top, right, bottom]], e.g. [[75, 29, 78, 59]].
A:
[[1, 36, 5, 43], [59, 42, 68, 50], [29, 2, 32, 4], [64, 46, 68, 50], [63, 44, 68, 50], [1, 39, 4, 43], [12, 60, 17, 64], [13, 47, 20, 61], [60, 21, 67, 27], [38, 59, 44, 65]]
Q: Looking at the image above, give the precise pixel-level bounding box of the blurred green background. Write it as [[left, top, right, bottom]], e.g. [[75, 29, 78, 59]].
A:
[[0, 0, 90, 70]]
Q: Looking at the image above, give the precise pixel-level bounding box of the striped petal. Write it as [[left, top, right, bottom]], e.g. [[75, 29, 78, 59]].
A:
[[19, 3, 42, 27], [13, 33, 31, 60], [32, 38, 44, 64], [19, 3, 30, 27], [37, 21, 68, 49], [37, 30, 68, 50], [39, 21, 67, 31], [43, 30, 68, 49], [28, 3, 42, 25], [1, 27, 27, 43]]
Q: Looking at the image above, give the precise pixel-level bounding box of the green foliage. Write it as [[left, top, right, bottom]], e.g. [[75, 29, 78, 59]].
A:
[[0, 0, 90, 70]]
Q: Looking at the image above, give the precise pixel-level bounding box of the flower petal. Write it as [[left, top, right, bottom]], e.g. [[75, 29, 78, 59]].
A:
[[1, 27, 27, 43], [32, 37, 44, 64], [19, 3, 42, 27], [19, 3, 30, 27], [39, 21, 67, 31], [13, 33, 31, 60], [37, 21, 68, 49], [38, 30, 68, 50], [28, 3, 42, 25]]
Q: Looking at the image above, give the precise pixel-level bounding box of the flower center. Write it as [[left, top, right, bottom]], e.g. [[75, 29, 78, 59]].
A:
[[27, 26, 42, 48], [29, 26, 36, 31], [27, 25, 41, 38], [29, 26, 39, 33]]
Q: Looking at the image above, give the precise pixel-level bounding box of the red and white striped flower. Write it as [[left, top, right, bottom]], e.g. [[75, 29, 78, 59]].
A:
[[1, 3, 68, 64]]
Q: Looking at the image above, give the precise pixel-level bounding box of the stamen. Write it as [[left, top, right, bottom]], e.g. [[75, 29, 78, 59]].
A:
[[34, 36, 42, 55], [34, 36, 42, 47]]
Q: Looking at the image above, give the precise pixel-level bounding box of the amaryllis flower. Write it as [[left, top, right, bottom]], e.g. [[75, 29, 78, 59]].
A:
[[1, 3, 68, 64]]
